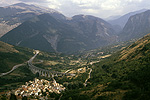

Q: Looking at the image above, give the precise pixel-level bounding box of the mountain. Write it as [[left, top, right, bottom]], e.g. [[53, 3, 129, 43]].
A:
[[119, 10, 150, 41], [0, 14, 117, 54], [67, 14, 117, 47], [0, 3, 66, 37], [108, 9, 147, 29], [105, 15, 121, 21]]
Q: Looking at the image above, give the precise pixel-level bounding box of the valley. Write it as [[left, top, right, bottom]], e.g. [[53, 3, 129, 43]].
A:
[[0, 37, 141, 100], [0, 2, 150, 100], [0, 39, 125, 99]]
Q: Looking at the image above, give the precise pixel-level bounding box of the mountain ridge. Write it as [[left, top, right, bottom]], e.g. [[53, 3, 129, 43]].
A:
[[0, 13, 117, 54], [108, 9, 147, 28], [119, 10, 150, 41], [0, 3, 66, 37]]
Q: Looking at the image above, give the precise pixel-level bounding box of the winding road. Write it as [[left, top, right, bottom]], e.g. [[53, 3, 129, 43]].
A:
[[0, 63, 25, 77], [27, 50, 39, 67], [84, 68, 92, 87], [0, 50, 39, 77]]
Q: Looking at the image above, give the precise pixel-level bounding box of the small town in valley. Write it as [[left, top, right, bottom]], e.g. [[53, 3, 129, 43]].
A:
[[14, 78, 65, 99]]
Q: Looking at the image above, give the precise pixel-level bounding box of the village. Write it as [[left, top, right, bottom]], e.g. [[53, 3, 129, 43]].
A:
[[14, 78, 65, 99]]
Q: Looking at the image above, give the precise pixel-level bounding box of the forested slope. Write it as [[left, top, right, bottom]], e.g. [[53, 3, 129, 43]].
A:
[[61, 33, 150, 100]]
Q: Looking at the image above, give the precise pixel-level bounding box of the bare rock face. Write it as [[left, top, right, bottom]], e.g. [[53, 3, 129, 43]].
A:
[[43, 34, 59, 52], [0, 23, 21, 37]]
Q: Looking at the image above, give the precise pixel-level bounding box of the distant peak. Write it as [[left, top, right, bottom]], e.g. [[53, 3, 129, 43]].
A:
[[72, 14, 88, 20], [73, 14, 86, 18], [11, 3, 29, 7]]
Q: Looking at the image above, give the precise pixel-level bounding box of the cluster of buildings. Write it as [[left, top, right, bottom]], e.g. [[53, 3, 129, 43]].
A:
[[14, 78, 65, 98]]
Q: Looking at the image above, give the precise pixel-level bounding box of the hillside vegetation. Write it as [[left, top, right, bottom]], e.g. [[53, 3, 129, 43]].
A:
[[0, 41, 34, 73], [0, 41, 36, 92], [1, 33, 150, 99], [61, 33, 150, 100]]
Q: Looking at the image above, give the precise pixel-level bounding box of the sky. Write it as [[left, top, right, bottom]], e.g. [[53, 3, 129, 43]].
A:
[[0, 0, 150, 18]]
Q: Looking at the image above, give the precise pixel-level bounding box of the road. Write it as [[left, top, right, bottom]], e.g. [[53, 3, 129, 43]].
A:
[[84, 68, 92, 87], [51, 73, 57, 83], [27, 50, 39, 65], [27, 50, 74, 77], [0, 63, 25, 77], [64, 69, 71, 74], [0, 49, 73, 78], [0, 50, 39, 77]]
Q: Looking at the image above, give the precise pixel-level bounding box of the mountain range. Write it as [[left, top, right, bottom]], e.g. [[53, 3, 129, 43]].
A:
[[1, 3, 150, 53], [0, 3, 65, 37], [108, 9, 147, 28], [119, 10, 150, 41], [108, 9, 147, 34], [0, 13, 116, 53]]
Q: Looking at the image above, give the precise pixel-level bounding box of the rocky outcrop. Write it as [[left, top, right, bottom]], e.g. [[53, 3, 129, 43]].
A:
[[43, 34, 59, 52]]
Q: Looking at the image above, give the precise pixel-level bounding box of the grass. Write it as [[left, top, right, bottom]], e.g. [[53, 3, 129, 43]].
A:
[[45, 61, 61, 65], [0, 41, 19, 53]]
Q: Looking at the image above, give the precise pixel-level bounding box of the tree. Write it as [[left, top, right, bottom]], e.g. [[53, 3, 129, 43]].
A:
[[22, 96, 27, 100], [68, 97, 72, 100], [35, 72, 39, 77], [10, 93, 17, 100]]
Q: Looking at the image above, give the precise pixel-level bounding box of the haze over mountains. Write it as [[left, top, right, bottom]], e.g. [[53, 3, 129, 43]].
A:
[[120, 10, 150, 41], [108, 9, 147, 28], [1, 3, 150, 53]]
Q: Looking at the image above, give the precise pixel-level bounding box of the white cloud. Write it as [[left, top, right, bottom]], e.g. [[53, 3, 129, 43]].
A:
[[82, 9, 99, 14], [0, 0, 150, 18], [0, 0, 20, 6], [46, 0, 61, 9], [39, 0, 150, 18], [101, 0, 121, 10], [125, 0, 143, 2]]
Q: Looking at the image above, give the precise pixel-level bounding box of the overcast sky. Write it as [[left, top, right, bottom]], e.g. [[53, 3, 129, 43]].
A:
[[0, 0, 150, 18]]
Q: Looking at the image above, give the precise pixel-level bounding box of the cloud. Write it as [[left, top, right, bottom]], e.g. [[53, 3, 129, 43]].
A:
[[101, 0, 121, 10], [46, 0, 61, 9], [56, 0, 123, 18], [82, 9, 99, 14], [125, 0, 143, 2], [19, 0, 46, 3], [0, 0, 150, 18], [54, 0, 148, 18], [0, 0, 20, 6]]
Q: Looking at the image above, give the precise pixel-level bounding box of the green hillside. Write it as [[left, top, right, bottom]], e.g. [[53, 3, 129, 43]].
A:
[[0, 41, 34, 73], [0, 41, 36, 92], [61, 33, 150, 100], [0, 41, 90, 94]]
